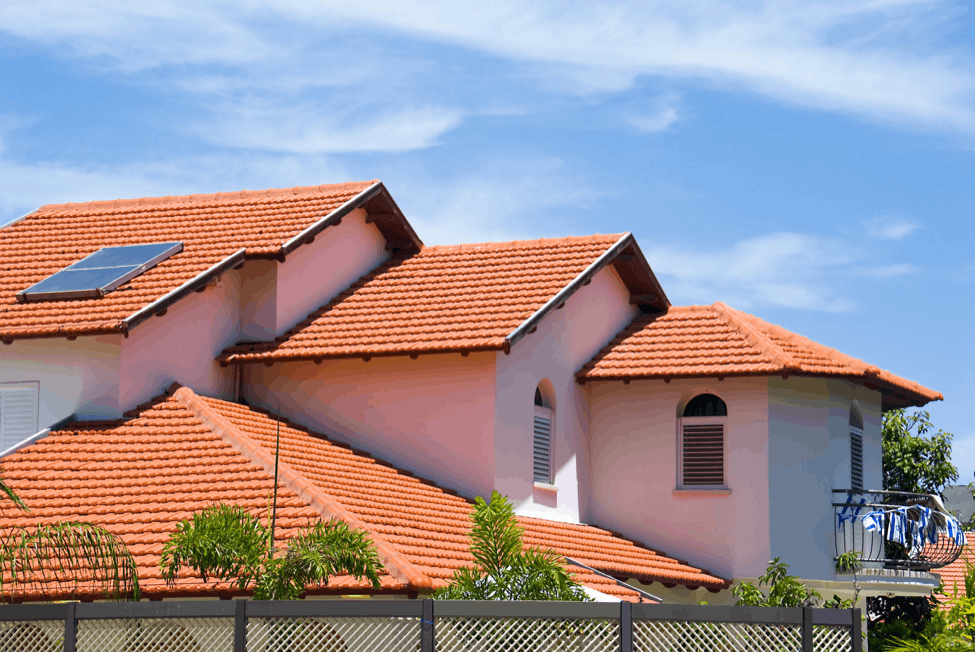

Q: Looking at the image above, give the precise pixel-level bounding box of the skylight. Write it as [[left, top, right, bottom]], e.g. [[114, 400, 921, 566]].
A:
[[16, 242, 183, 303]]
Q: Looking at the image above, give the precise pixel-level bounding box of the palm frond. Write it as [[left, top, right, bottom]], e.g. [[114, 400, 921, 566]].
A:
[[0, 475, 28, 514], [0, 522, 139, 602]]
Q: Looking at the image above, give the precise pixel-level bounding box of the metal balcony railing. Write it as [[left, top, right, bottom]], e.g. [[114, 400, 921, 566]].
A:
[[833, 489, 966, 572]]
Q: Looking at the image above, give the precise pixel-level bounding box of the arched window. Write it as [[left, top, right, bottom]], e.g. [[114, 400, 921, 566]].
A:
[[533, 384, 554, 484], [679, 394, 727, 488], [850, 406, 864, 491]]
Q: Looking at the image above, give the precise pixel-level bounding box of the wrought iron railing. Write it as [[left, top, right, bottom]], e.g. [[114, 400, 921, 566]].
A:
[[833, 489, 966, 571]]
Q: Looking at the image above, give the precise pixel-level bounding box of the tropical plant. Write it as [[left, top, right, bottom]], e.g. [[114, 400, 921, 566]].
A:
[[433, 491, 589, 601], [731, 558, 821, 608], [822, 551, 862, 610], [159, 503, 384, 600], [0, 472, 140, 601]]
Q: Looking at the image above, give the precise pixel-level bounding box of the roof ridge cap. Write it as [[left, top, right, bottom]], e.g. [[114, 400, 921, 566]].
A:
[[169, 385, 433, 591], [711, 302, 800, 372], [34, 180, 377, 214], [419, 233, 624, 253]]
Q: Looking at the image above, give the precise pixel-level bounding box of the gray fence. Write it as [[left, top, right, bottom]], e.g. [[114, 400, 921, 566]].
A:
[[0, 600, 862, 652]]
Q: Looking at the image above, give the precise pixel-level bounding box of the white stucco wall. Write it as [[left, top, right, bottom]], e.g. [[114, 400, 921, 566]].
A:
[[275, 208, 388, 336], [119, 272, 242, 411], [0, 335, 122, 424], [767, 376, 883, 582], [588, 376, 772, 580], [495, 264, 639, 523], [242, 353, 498, 500]]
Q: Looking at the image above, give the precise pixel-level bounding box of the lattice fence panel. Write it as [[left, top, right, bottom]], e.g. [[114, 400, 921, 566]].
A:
[[246, 616, 420, 652], [813, 624, 852, 652], [632, 619, 802, 652], [0, 620, 63, 652], [77, 617, 234, 652], [436, 617, 619, 652]]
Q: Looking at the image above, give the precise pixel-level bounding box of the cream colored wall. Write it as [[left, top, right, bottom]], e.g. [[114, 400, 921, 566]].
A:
[[494, 265, 639, 523], [0, 335, 122, 423], [243, 352, 498, 500], [767, 376, 883, 582], [588, 376, 772, 580]]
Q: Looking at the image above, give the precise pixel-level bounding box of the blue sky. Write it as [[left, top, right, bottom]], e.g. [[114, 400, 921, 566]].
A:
[[1, 1, 973, 481]]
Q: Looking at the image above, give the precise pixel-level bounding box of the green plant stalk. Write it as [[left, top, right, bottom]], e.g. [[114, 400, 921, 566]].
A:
[[269, 413, 281, 557]]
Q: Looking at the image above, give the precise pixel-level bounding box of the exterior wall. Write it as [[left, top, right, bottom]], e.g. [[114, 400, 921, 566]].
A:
[[588, 376, 771, 580], [495, 265, 639, 523], [242, 353, 498, 500], [275, 208, 388, 336], [767, 376, 883, 582], [119, 272, 242, 411], [0, 335, 122, 424]]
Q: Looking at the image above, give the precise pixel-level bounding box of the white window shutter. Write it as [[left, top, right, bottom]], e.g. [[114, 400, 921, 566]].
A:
[[0, 384, 39, 451], [681, 423, 724, 486], [533, 407, 553, 483]]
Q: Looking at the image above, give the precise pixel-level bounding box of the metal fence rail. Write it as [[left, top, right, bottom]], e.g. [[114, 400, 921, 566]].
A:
[[0, 599, 862, 652]]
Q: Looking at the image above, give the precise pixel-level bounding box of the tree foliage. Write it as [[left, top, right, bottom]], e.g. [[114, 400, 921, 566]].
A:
[[0, 472, 140, 601], [883, 409, 957, 494], [160, 504, 384, 600], [433, 491, 589, 601], [731, 558, 822, 608]]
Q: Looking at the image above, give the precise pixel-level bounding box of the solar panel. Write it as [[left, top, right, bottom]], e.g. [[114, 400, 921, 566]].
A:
[[17, 242, 183, 302]]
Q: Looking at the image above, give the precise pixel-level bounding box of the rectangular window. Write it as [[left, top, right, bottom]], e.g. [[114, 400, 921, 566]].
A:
[[533, 407, 553, 484], [680, 420, 725, 487], [0, 382, 39, 451]]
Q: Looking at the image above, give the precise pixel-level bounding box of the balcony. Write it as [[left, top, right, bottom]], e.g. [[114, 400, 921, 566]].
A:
[[833, 489, 966, 572]]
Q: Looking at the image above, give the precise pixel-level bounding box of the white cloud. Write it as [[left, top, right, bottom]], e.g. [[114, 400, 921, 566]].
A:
[[628, 95, 681, 133], [1, 0, 974, 133], [861, 263, 919, 278], [863, 216, 921, 240], [647, 232, 860, 312]]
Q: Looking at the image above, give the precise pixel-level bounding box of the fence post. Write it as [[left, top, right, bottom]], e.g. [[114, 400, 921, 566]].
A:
[[421, 598, 434, 652], [63, 602, 77, 652], [802, 607, 813, 652], [851, 608, 862, 652], [234, 599, 247, 652], [619, 601, 632, 652]]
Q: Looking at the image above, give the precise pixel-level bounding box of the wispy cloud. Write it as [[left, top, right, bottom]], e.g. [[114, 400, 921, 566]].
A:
[[863, 216, 921, 240], [648, 232, 861, 312], [2, 0, 974, 134], [628, 94, 681, 133]]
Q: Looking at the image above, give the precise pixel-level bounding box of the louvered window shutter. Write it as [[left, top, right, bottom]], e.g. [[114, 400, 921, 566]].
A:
[[533, 407, 553, 483], [681, 423, 724, 487], [0, 384, 39, 451], [850, 426, 864, 490]]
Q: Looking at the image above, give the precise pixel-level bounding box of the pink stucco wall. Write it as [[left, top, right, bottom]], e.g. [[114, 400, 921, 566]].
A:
[[588, 376, 772, 580], [495, 264, 638, 523], [243, 353, 498, 500]]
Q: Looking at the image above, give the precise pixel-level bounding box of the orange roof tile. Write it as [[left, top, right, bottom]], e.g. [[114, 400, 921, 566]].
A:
[[221, 234, 662, 363], [0, 387, 727, 602], [0, 181, 419, 342], [578, 302, 942, 410]]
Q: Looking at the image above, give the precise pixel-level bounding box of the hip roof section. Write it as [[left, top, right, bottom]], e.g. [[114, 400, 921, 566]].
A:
[[578, 302, 941, 410], [222, 233, 667, 363], [0, 386, 728, 602], [0, 181, 419, 342]]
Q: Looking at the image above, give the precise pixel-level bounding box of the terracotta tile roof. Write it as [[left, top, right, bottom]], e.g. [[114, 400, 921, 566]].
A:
[[221, 234, 636, 363], [0, 387, 727, 602], [934, 540, 974, 609], [578, 302, 942, 410], [0, 181, 397, 342]]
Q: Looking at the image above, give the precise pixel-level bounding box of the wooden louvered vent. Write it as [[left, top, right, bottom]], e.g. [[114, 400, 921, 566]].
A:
[[534, 407, 553, 483], [681, 424, 724, 486], [0, 384, 38, 451], [850, 427, 864, 490]]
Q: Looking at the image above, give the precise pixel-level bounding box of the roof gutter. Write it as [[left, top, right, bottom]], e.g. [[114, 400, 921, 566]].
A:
[[120, 249, 247, 334], [565, 557, 663, 603], [504, 233, 639, 352]]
